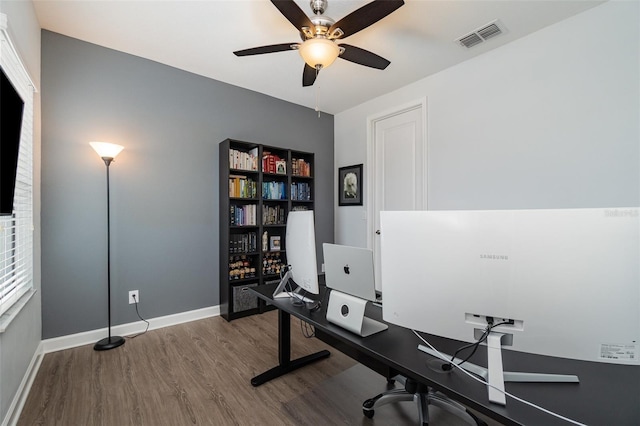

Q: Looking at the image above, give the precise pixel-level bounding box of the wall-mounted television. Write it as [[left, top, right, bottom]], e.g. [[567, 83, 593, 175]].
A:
[[1, 66, 25, 216]]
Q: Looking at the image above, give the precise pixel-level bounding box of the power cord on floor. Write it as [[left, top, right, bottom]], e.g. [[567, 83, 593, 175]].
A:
[[127, 294, 150, 339]]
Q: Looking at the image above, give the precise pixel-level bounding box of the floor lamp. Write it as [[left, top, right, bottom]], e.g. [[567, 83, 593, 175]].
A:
[[90, 141, 126, 351]]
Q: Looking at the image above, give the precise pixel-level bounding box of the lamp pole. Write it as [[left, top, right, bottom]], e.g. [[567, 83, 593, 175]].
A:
[[90, 142, 125, 351]]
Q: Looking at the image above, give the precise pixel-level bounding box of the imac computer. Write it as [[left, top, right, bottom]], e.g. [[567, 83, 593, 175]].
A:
[[380, 208, 639, 406], [273, 210, 320, 308], [322, 244, 387, 337]]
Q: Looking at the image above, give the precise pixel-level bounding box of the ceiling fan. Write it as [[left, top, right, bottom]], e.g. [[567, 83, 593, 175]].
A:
[[234, 0, 405, 87]]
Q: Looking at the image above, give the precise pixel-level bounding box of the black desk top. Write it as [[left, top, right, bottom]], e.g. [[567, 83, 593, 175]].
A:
[[251, 283, 640, 426]]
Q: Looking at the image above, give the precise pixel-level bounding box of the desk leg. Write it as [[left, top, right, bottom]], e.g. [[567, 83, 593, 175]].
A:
[[251, 309, 330, 386]]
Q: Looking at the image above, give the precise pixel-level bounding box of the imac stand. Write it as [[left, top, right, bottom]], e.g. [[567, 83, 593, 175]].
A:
[[326, 290, 387, 337], [418, 331, 579, 406], [272, 268, 316, 306]]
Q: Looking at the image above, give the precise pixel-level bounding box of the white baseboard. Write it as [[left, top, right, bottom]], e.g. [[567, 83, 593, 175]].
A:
[[2, 341, 44, 426], [41, 305, 220, 354]]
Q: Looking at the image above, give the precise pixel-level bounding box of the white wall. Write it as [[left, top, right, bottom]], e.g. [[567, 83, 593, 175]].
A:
[[0, 1, 42, 424], [334, 1, 639, 247]]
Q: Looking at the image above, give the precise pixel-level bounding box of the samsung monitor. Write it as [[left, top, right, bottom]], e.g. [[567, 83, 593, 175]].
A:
[[1, 66, 25, 216], [323, 244, 387, 336], [273, 210, 320, 307], [380, 208, 639, 405]]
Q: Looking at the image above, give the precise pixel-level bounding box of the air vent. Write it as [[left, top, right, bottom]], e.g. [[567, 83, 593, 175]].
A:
[[477, 23, 502, 40], [456, 20, 504, 48], [459, 33, 483, 49]]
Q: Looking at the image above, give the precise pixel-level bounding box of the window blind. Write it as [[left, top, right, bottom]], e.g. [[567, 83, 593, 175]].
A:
[[0, 15, 35, 317]]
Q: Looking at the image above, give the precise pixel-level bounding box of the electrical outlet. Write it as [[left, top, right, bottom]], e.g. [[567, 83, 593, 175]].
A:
[[129, 290, 139, 304], [321, 263, 325, 272]]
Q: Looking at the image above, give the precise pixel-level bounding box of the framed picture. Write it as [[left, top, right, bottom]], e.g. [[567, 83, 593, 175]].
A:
[[339, 164, 363, 206], [270, 235, 281, 251]]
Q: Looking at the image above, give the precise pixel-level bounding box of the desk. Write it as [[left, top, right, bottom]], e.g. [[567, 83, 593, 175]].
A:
[[250, 283, 639, 426]]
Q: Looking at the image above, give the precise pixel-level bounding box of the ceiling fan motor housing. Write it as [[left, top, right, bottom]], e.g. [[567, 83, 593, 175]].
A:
[[310, 15, 336, 38], [311, 0, 328, 15]]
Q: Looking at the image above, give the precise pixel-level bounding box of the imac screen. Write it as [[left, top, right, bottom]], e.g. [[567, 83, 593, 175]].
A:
[[285, 210, 319, 295], [380, 208, 639, 365]]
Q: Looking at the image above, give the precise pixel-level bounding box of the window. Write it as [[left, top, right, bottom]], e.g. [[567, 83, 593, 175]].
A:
[[0, 16, 35, 317]]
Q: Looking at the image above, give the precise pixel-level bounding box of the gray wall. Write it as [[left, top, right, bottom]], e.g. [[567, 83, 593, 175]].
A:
[[41, 31, 334, 339]]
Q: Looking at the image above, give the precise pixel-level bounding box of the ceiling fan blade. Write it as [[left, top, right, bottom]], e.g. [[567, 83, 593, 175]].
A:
[[339, 44, 390, 70], [302, 64, 318, 87], [233, 43, 297, 56], [271, 0, 315, 32], [329, 0, 404, 39]]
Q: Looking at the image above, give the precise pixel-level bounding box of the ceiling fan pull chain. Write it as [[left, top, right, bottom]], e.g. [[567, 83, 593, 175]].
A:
[[315, 67, 321, 118]]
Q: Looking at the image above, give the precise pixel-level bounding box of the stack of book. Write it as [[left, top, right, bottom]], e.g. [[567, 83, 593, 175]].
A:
[[262, 205, 286, 225], [230, 204, 256, 226], [262, 152, 287, 174], [262, 181, 287, 200], [229, 175, 256, 198], [229, 147, 258, 171], [290, 182, 311, 201], [229, 232, 257, 253], [291, 158, 311, 176]]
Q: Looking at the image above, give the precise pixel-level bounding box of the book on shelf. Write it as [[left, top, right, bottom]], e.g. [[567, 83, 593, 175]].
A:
[[290, 182, 311, 201], [262, 204, 286, 225], [229, 175, 257, 198], [229, 232, 257, 253], [230, 204, 257, 226], [262, 152, 286, 174], [262, 181, 287, 200], [229, 147, 258, 171], [291, 158, 311, 177]]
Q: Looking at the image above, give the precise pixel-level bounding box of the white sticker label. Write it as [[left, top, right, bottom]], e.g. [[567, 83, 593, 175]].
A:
[[600, 343, 639, 362]]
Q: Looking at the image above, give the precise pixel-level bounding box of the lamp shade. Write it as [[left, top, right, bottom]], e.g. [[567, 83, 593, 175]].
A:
[[298, 38, 340, 69], [90, 142, 124, 160]]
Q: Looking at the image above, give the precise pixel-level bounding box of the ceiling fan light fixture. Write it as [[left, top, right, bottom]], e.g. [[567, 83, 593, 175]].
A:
[[298, 38, 340, 69]]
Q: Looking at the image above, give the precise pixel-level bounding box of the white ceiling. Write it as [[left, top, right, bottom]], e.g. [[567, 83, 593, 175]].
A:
[[33, 0, 604, 114]]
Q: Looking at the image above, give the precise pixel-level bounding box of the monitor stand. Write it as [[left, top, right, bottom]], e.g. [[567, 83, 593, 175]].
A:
[[418, 331, 579, 406], [272, 269, 316, 306], [326, 290, 388, 337]]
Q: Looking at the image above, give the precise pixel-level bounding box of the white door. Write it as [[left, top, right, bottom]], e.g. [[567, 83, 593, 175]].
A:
[[369, 101, 426, 291]]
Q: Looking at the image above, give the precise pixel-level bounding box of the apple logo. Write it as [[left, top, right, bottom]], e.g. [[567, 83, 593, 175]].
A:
[[344, 264, 350, 274]]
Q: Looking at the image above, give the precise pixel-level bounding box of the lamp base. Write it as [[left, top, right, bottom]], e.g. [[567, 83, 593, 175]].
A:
[[94, 335, 125, 351]]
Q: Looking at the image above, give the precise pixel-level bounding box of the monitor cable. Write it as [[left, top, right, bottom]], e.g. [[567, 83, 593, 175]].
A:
[[412, 330, 586, 426], [443, 318, 513, 371]]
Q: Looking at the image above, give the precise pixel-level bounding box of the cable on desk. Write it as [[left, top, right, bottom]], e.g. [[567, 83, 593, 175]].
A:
[[445, 319, 513, 370], [412, 330, 586, 426]]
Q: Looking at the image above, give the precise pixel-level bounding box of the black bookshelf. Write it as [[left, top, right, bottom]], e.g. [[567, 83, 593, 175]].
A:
[[219, 139, 314, 321]]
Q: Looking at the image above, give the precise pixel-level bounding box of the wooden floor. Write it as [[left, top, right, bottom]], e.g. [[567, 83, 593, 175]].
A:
[[19, 310, 499, 426]]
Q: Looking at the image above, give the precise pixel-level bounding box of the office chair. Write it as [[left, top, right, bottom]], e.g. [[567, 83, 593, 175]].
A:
[[362, 375, 487, 426]]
